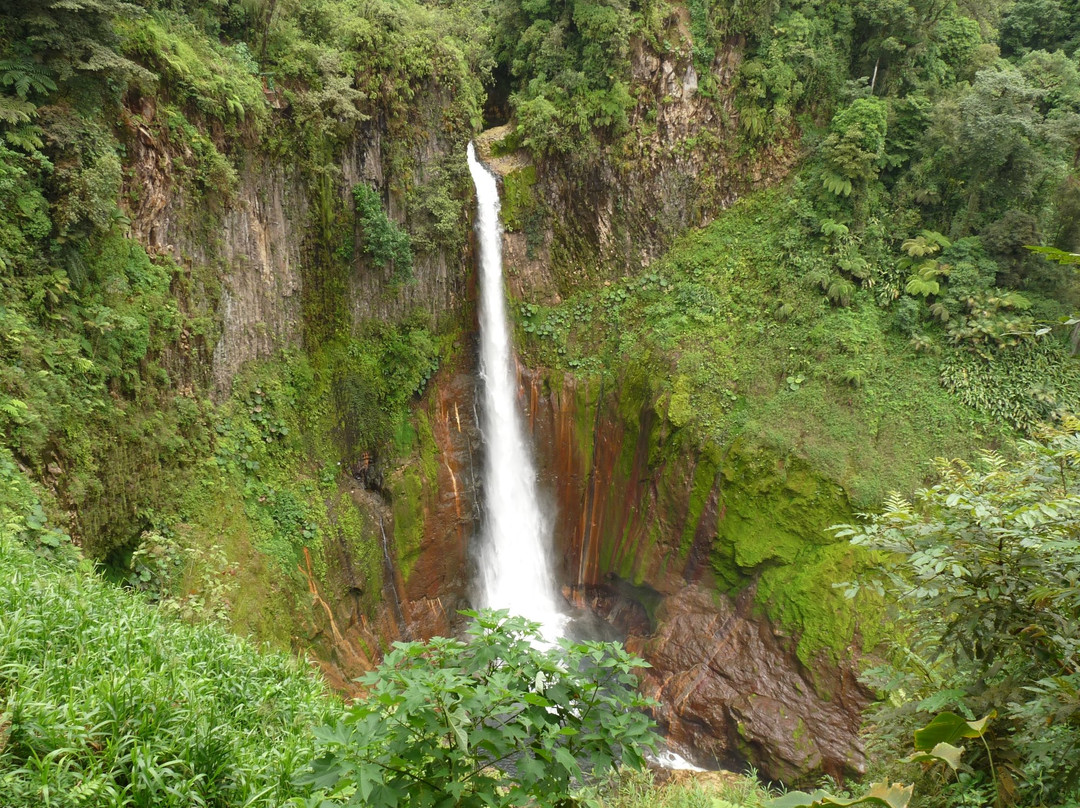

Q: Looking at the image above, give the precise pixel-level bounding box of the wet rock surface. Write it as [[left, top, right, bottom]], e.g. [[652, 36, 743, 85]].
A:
[[395, 360, 481, 639], [629, 586, 869, 783], [525, 370, 871, 783]]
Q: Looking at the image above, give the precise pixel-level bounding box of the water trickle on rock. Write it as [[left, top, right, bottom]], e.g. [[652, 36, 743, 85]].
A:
[[467, 142, 565, 641]]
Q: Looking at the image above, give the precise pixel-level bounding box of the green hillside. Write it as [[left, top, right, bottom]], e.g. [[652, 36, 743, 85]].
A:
[[1, 0, 1078, 805]]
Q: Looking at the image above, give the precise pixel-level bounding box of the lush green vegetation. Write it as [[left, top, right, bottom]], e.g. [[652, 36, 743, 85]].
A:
[[303, 611, 656, 807], [519, 190, 1022, 504], [2, 0, 1080, 805], [496, 7, 1079, 802], [506, 0, 1079, 701], [837, 420, 1080, 807], [0, 506, 660, 807], [0, 522, 335, 806], [596, 768, 776, 808], [0, 0, 477, 638]]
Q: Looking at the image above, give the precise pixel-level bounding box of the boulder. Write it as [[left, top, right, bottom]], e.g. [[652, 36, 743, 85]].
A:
[[631, 585, 870, 783]]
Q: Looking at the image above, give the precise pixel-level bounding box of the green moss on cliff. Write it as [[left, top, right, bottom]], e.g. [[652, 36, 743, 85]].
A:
[[389, 410, 439, 583], [521, 190, 1015, 509], [518, 188, 1022, 663], [713, 441, 852, 576], [390, 466, 425, 583], [570, 374, 601, 471], [500, 165, 538, 232], [178, 480, 303, 649], [757, 542, 886, 669], [679, 446, 721, 555]]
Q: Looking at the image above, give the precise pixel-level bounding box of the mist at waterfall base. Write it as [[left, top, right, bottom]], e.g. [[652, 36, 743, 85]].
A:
[[467, 143, 566, 643]]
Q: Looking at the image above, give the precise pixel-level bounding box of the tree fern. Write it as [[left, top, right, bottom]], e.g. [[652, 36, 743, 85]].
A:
[[0, 58, 57, 99], [3, 124, 45, 151], [822, 171, 853, 197], [905, 276, 940, 297], [0, 95, 35, 125], [826, 276, 856, 306], [0, 397, 29, 422]]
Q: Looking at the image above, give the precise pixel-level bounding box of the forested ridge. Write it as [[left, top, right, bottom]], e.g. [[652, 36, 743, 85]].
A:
[[1, 0, 1078, 805]]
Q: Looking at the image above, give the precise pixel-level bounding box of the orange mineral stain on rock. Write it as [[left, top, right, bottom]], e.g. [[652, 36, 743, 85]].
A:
[[522, 367, 870, 783]]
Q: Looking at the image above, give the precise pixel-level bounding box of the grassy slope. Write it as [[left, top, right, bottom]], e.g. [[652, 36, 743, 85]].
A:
[[521, 188, 1014, 506], [517, 188, 1019, 664], [0, 523, 335, 806]]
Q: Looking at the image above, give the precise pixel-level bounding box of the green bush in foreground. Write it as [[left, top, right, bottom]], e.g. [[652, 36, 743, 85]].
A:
[[0, 532, 335, 807], [837, 419, 1080, 806], [301, 610, 658, 808]]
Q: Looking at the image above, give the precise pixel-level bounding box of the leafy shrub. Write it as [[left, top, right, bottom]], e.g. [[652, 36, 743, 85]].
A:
[[301, 610, 657, 808], [353, 183, 413, 279], [836, 422, 1080, 805], [939, 341, 1080, 430], [119, 13, 267, 126]]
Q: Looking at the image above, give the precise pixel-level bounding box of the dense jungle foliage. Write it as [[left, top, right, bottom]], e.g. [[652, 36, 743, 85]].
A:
[[0, 0, 482, 649], [1, 0, 1078, 805]]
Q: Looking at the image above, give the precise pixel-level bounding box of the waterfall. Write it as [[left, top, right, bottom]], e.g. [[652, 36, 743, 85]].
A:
[[467, 143, 564, 641]]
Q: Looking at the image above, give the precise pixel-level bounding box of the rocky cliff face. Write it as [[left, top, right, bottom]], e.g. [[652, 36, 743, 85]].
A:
[[123, 97, 472, 396], [118, 78, 485, 680], [631, 587, 868, 782], [310, 354, 482, 691], [524, 369, 871, 782], [491, 25, 798, 306], [117, 18, 869, 782]]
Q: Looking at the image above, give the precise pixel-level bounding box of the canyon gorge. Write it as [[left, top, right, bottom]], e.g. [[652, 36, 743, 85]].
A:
[[3, 0, 1078, 802]]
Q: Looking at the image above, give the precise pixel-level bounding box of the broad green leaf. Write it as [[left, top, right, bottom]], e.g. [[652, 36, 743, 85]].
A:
[[914, 711, 995, 750], [902, 742, 964, 771], [769, 783, 912, 808]]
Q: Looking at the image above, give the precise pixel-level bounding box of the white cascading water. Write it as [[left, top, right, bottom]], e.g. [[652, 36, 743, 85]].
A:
[[467, 142, 564, 641]]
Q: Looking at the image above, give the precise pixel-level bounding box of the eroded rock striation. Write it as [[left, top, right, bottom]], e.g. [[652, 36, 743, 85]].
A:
[[526, 370, 872, 782]]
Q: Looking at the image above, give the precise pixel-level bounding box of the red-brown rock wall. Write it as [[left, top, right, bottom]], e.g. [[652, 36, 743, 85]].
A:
[[523, 368, 871, 783]]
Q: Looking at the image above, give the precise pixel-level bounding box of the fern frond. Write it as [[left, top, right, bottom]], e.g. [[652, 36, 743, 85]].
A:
[[920, 230, 952, 250], [0, 58, 57, 98], [0, 95, 37, 125], [822, 172, 853, 197], [884, 493, 911, 515], [905, 276, 940, 297], [820, 219, 849, 239], [4, 124, 45, 151]]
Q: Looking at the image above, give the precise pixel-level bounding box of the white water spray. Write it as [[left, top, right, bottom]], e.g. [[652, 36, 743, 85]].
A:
[[467, 143, 564, 640]]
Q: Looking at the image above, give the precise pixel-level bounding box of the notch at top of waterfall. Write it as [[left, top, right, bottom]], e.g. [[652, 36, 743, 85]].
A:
[[467, 142, 566, 644]]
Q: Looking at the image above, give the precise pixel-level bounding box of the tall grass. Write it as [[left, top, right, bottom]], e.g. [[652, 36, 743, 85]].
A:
[[0, 534, 336, 807], [597, 767, 775, 808]]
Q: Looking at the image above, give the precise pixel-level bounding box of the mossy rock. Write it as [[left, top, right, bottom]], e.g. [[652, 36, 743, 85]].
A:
[[390, 466, 425, 583], [388, 409, 439, 584], [712, 440, 853, 580], [705, 439, 875, 665], [757, 541, 886, 669], [499, 165, 538, 233]]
